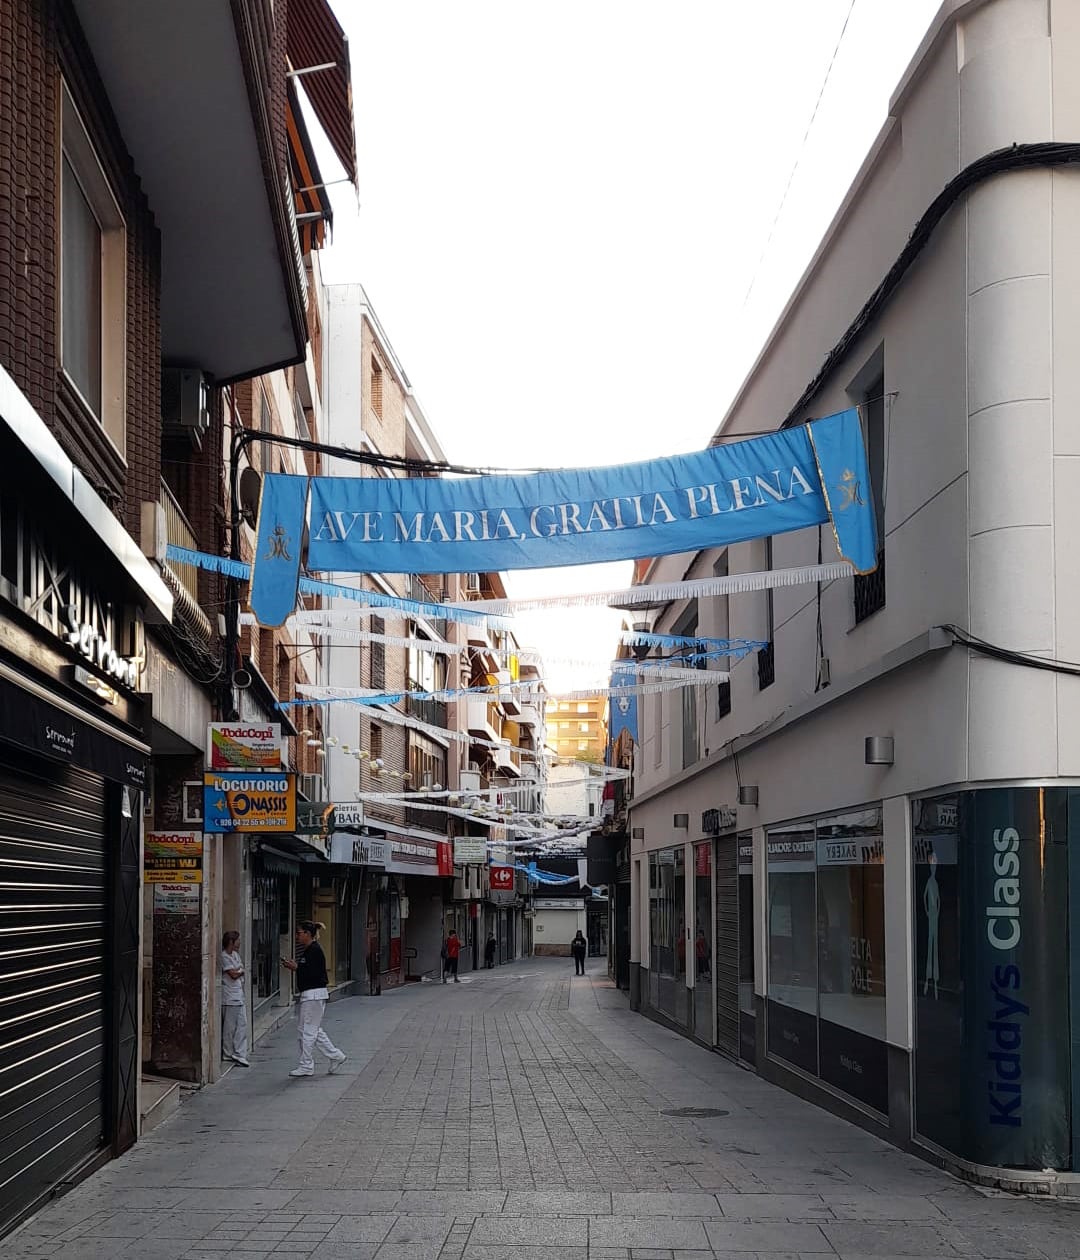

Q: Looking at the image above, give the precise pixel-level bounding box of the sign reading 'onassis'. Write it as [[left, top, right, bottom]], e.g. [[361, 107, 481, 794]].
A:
[[203, 772, 296, 833], [250, 409, 878, 626]]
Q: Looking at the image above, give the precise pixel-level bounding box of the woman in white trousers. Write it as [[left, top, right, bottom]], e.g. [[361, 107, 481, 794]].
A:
[[221, 930, 250, 1067], [282, 920, 347, 1077]]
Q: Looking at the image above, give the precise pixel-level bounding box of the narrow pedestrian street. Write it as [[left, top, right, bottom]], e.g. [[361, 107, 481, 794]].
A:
[[5, 959, 1078, 1260]]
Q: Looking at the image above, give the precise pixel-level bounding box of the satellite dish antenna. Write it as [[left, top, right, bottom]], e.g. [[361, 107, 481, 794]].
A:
[[238, 467, 262, 527]]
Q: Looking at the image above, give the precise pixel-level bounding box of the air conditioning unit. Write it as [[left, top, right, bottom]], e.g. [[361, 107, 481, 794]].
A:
[[182, 781, 203, 824], [163, 367, 210, 449], [465, 572, 481, 594], [298, 773, 324, 802]]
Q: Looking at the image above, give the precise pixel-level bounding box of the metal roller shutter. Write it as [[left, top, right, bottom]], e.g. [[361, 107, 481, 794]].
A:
[[714, 836, 739, 1056], [0, 750, 108, 1232]]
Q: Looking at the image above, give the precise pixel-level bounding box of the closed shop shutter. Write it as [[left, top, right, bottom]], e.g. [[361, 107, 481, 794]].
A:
[[0, 750, 108, 1232], [714, 836, 739, 1056]]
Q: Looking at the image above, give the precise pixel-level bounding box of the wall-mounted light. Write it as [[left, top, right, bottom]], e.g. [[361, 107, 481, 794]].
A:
[[737, 786, 759, 807], [673, 813, 689, 829], [631, 826, 645, 840], [865, 736, 894, 766]]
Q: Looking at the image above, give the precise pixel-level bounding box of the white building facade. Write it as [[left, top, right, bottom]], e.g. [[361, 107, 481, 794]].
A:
[[629, 0, 1080, 1183]]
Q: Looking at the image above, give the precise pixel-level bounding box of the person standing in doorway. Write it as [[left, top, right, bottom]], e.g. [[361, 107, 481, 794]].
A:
[[282, 921, 347, 1077], [571, 930, 587, 976], [220, 930, 249, 1067], [484, 932, 497, 969], [444, 928, 462, 983]]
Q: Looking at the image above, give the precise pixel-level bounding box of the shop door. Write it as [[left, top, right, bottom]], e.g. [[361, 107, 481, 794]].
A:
[[714, 836, 739, 1057], [0, 752, 108, 1233]]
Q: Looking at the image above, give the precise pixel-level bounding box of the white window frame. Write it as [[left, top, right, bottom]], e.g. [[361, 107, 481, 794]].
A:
[[60, 82, 126, 457]]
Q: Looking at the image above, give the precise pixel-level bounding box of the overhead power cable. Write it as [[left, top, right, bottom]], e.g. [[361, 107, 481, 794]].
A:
[[741, 0, 858, 311]]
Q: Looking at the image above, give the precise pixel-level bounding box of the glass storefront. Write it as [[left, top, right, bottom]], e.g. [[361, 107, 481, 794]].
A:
[[767, 807, 887, 1112], [693, 842, 712, 1039], [648, 847, 687, 1025], [912, 788, 1073, 1170]]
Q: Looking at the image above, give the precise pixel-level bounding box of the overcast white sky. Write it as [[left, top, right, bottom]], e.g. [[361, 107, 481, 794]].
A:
[[316, 0, 943, 689]]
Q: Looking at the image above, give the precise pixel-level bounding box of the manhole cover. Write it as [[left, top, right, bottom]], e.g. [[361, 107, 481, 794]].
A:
[[661, 1106, 729, 1118]]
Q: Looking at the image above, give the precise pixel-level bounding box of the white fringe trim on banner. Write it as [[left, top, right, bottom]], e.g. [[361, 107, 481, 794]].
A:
[[295, 671, 726, 705], [299, 698, 629, 779], [456, 561, 852, 614]]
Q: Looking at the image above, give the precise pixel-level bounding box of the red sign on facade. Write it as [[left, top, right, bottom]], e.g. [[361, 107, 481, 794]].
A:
[[695, 843, 711, 876], [437, 841, 454, 877], [489, 864, 514, 891]]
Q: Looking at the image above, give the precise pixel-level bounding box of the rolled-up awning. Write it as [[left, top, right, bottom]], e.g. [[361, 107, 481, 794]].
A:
[[287, 0, 357, 187]]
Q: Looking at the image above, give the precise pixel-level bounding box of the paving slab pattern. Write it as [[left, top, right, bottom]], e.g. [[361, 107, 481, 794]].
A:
[[4, 959, 1079, 1259]]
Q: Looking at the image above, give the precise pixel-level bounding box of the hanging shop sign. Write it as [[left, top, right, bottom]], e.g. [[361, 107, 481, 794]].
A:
[[207, 722, 283, 771], [249, 408, 877, 625], [144, 831, 203, 884], [153, 882, 201, 915], [437, 841, 453, 877], [333, 803, 366, 830], [330, 834, 388, 866], [454, 837, 487, 865], [489, 865, 515, 891], [296, 799, 336, 835], [203, 772, 296, 833]]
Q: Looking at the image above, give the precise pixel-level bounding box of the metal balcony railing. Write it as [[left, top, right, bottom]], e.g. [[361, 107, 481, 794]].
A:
[[160, 479, 200, 606], [757, 641, 775, 691], [854, 549, 887, 624]]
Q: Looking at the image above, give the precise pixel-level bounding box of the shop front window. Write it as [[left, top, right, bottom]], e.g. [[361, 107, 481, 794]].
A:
[[766, 807, 889, 1111], [252, 871, 281, 1006], [912, 788, 1072, 1170], [766, 823, 817, 1075], [648, 848, 686, 1021], [815, 808, 887, 1111]]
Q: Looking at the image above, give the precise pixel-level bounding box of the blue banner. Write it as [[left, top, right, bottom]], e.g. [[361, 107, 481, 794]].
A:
[[806, 408, 878, 575], [251, 474, 309, 626], [248, 410, 878, 622], [608, 669, 639, 747]]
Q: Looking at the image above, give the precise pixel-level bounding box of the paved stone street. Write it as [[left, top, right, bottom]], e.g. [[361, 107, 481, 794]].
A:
[[5, 958, 1080, 1260]]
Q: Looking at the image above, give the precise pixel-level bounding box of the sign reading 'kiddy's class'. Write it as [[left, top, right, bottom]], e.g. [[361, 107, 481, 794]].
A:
[[203, 772, 296, 833]]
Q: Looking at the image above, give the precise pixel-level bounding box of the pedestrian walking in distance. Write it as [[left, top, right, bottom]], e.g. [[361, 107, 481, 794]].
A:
[[282, 920, 347, 1077], [220, 930, 249, 1067], [484, 931, 497, 969], [571, 929, 587, 976], [444, 928, 462, 982]]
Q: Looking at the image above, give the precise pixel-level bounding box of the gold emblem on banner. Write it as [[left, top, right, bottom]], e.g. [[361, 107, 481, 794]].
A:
[[835, 469, 864, 510]]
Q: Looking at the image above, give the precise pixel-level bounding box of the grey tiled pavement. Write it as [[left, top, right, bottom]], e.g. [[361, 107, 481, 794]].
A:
[[5, 958, 1080, 1259]]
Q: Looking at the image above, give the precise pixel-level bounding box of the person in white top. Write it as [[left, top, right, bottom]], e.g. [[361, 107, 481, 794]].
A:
[[220, 930, 250, 1067]]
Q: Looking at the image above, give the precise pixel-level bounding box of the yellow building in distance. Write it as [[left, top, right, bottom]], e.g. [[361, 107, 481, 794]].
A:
[[546, 694, 608, 763]]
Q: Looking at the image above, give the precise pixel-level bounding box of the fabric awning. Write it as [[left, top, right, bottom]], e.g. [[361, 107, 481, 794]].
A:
[[288, 81, 331, 253], [287, 0, 357, 187]]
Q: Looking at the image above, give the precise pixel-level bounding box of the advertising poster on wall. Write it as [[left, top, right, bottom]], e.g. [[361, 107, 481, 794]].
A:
[[203, 772, 296, 832], [144, 832, 203, 884], [207, 722, 283, 771]]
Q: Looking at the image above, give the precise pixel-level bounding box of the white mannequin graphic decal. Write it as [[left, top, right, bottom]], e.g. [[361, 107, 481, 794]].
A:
[[923, 850, 940, 999]]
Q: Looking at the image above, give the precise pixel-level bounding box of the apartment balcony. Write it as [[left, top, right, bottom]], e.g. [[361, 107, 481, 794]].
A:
[[518, 702, 543, 730], [71, 0, 313, 380], [493, 744, 522, 778], [467, 698, 501, 744], [407, 694, 448, 730]]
